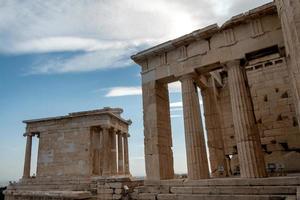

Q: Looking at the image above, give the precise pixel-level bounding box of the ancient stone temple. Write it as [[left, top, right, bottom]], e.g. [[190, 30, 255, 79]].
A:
[[131, 1, 300, 199], [4, 107, 142, 200]]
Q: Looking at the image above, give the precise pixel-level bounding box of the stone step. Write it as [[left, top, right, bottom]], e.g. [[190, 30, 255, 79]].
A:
[[157, 194, 296, 200], [170, 186, 297, 195], [145, 177, 300, 187]]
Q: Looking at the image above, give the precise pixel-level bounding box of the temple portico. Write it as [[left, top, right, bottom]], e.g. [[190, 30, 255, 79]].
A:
[[20, 108, 132, 179], [132, 2, 300, 181]]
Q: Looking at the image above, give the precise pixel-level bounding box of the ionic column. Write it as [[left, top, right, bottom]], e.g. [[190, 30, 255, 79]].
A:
[[180, 74, 209, 180], [226, 60, 266, 178], [99, 128, 104, 175], [201, 77, 228, 177], [110, 129, 117, 175], [117, 132, 124, 175], [91, 127, 100, 175], [23, 133, 32, 179], [102, 127, 111, 176], [123, 134, 130, 175]]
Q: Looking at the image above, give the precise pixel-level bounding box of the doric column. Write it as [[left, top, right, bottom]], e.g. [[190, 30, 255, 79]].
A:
[[180, 74, 209, 180], [110, 129, 117, 175], [102, 126, 111, 176], [123, 134, 130, 175], [226, 60, 266, 178], [142, 80, 174, 180], [117, 132, 124, 175], [201, 77, 228, 177], [23, 133, 32, 179]]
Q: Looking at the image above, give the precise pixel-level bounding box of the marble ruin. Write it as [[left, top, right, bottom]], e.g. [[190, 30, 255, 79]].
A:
[[4, 0, 300, 199], [4, 108, 143, 200], [130, 0, 300, 199]]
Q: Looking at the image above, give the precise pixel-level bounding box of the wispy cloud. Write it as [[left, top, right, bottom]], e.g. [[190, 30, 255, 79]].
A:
[[9, 37, 131, 54], [170, 107, 183, 112], [170, 101, 183, 108], [28, 48, 133, 74], [171, 114, 182, 118], [104, 81, 182, 97], [0, 0, 271, 74], [105, 86, 142, 97], [168, 82, 181, 93]]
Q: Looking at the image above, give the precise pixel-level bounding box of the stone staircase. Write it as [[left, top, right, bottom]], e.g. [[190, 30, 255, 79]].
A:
[[130, 176, 300, 200]]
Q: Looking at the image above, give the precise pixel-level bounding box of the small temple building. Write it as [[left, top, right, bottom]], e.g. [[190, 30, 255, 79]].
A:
[[4, 107, 142, 200]]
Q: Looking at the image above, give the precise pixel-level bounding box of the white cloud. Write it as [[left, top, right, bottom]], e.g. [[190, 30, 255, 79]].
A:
[[9, 37, 130, 54], [168, 82, 181, 93], [104, 81, 182, 97], [171, 114, 183, 118], [29, 48, 133, 74], [0, 0, 272, 74], [170, 107, 183, 112], [105, 87, 142, 97], [170, 102, 183, 108]]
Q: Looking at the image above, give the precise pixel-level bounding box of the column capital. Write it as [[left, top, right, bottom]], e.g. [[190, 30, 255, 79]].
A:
[[23, 132, 31, 137], [101, 124, 113, 130], [179, 73, 198, 82], [122, 133, 130, 137], [23, 132, 38, 137], [223, 59, 241, 69]]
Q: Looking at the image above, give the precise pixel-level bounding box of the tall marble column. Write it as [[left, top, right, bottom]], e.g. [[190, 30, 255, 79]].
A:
[[180, 74, 209, 180], [102, 127, 111, 176], [23, 133, 32, 178], [110, 129, 117, 175], [201, 77, 228, 177], [117, 132, 124, 175], [226, 60, 266, 178], [142, 80, 174, 180], [123, 134, 130, 175]]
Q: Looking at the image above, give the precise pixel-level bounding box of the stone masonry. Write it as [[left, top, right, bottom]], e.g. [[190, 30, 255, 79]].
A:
[[4, 107, 140, 200], [130, 1, 300, 199], [132, 0, 300, 183]]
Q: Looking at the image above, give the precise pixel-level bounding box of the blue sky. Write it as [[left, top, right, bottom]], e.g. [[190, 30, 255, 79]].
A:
[[0, 0, 271, 184]]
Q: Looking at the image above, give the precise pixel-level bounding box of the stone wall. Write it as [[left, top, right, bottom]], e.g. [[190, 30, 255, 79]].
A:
[[218, 54, 300, 174], [30, 117, 93, 177]]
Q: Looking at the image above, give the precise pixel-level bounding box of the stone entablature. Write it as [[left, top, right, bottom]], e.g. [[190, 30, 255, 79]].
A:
[[132, 1, 300, 181], [132, 3, 282, 84]]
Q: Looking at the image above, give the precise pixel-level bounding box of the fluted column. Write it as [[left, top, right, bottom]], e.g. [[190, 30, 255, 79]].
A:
[[227, 60, 266, 178], [180, 74, 209, 180], [99, 129, 104, 175], [110, 129, 117, 175], [102, 127, 111, 176], [123, 134, 130, 175], [117, 132, 124, 175], [201, 77, 228, 177], [23, 133, 32, 179], [142, 80, 174, 180], [91, 127, 100, 175]]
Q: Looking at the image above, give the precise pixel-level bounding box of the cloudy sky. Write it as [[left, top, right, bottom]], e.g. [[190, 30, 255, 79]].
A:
[[0, 0, 271, 184]]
